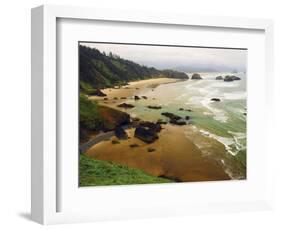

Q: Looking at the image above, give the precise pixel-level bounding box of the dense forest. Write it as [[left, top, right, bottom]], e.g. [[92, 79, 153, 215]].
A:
[[79, 45, 188, 91]]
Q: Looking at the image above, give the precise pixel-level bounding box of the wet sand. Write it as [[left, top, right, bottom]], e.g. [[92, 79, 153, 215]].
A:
[[85, 125, 230, 182]]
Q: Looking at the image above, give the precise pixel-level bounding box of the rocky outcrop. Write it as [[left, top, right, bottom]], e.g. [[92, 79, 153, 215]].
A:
[[98, 105, 130, 131], [185, 116, 190, 120], [114, 126, 128, 139], [147, 105, 162, 110], [134, 121, 162, 143], [112, 140, 120, 144], [191, 73, 202, 80], [117, 103, 135, 108], [91, 89, 107, 96], [161, 112, 182, 121], [224, 75, 241, 82], [139, 121, 162, 133], [216, 76, 223, 80], [170, 119, 187, 125], [134, 127, 159, 143], [211, 98, 221, 102], [156, 119, 168, 125]]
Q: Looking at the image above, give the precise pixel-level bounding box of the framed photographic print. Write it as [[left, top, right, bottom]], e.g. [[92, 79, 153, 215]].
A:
[[31, 5, 274, 225]]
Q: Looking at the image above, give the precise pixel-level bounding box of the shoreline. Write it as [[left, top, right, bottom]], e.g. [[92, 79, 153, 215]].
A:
[[84, 77, 231, 182], [89, 77, 183, 109]]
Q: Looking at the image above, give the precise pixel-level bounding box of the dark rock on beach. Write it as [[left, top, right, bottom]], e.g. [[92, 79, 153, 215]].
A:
[[147, 147, 156, 152], [134, 127, 159, 143], [114, 126, 128, 140], [179, 108, 184, 111], [224, 75, 241, 82], [216, 76, 223, 80], [156, 119, 168, 125], [142, 96, 148, 99], [185, 116, 190, 120], [211, 98, 221, 102], [120, 97, 127, 99], [112, 140, 120, 144], [134, 95, 141, 100], [147, 105, 162, 110], [117, 103, 135, 108], [130, 143, 139, 148], [139, 121, 162, 133], [170, 119, 187, 125], [161, 112, 182, 121], [191, 73, 202, 80], [92, 89, 107, 97]]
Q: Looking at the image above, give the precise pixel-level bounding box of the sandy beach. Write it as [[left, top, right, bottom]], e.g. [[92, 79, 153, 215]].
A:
[[89, 77, 182, 108], [86, 78, 230, 182], [85, 125, 230, 182]]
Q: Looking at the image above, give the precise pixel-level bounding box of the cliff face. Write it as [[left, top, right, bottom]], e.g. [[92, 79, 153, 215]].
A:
[[79, 45, 188, 89]]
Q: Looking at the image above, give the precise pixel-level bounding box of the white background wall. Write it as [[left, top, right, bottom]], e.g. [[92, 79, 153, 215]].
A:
[[0, 0, 280, 229]]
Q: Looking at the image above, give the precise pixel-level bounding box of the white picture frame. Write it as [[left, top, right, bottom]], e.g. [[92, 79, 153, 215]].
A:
[[31, 4, 274, 225]]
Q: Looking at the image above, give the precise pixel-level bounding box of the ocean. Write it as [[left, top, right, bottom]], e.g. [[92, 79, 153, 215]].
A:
[[125, 72, 247, 179]]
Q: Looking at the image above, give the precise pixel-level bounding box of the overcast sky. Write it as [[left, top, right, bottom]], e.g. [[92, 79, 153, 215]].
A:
[[80, 42, 247, 72]]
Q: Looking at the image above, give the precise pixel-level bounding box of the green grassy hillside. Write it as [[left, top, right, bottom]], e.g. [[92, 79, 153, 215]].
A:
[[80, 154, 172, 186]]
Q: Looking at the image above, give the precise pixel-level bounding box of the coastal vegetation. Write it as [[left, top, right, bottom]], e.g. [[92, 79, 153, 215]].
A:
[[80, 154, 172, 186], [79, 45, 188, 90], [79, 94, 130, 143]]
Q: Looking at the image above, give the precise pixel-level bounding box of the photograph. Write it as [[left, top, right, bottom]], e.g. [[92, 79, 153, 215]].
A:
[[78, 42, 247, 187]]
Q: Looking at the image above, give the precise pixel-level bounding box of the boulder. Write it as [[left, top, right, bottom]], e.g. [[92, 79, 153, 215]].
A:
[[147, 147, 156, 152], [147, 105, 162, 110], [112, 140, 120, 144], [134, 127, 159, 143], [130, 144, 139, 148], [91, 89, 107, 97], [185, 116, 190, 120], [224, 75, 241, 82], [161, 112, 182, 121], [139, 121, 162, 133], [156, 119, 168, 125], [142, 96, 148, 99], [170, 119, 187, 125], [179, 108, 184, 111], [191, 73, 202, 80], [216, 76, 223, 80], [120, 97, 127, 99], [211, 98, 221, 102], [117, 103, 135, 108], [114, 126, 128, 139], [134, 95, 141, 100]]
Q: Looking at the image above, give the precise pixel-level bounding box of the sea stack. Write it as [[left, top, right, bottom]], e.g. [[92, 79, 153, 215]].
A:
[[191, 73, 202, 80]]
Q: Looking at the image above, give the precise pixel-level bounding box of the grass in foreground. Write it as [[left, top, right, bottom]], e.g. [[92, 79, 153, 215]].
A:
[[79, 154, 173, 186]]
